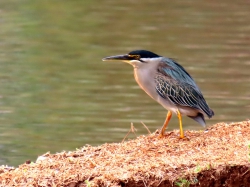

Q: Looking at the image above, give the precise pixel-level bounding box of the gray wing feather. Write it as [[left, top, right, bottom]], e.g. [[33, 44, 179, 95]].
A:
[[155, 59, 214, 118]]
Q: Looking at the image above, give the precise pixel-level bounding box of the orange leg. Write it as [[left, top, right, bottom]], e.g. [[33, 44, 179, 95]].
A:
[[158, 111, 172, 138], [177, 109, 184, 138]]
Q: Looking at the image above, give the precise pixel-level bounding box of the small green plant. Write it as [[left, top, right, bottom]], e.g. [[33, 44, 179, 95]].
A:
[[194, 165, 201, 173], [175, 178, 190, 187], [85, 180, 92, 187], [248, 144, 250, 162], [206, 164, 210, 170]]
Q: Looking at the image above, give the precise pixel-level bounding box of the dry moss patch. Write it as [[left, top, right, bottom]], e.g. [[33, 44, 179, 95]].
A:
[[0, 121, 250, 187]]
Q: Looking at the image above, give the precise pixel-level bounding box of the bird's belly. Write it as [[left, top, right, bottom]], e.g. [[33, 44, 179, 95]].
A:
[[134, 69, 176, 112], [158, 96, 199, 116], [134, 69, 199, 117]]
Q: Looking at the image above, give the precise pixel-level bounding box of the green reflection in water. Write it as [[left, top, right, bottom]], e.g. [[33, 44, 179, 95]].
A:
[[0, 0, 249, 166]]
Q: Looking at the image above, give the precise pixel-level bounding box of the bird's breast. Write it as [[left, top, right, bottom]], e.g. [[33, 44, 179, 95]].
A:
[[133, 67, 179, 114], [133, 68, 159, 101]]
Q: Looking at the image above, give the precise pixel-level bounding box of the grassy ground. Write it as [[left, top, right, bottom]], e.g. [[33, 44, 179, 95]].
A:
[[0, 121, 249, 187]]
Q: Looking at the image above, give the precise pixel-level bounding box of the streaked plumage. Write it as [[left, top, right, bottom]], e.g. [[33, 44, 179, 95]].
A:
[[155, 58, 214, 126], [103, 50, 214, 138]]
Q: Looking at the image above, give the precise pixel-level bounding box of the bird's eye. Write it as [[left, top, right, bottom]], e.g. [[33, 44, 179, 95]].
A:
[[135, 55, 140, 59], [130, 55, 140, 59], [128, 54, 140, 60]]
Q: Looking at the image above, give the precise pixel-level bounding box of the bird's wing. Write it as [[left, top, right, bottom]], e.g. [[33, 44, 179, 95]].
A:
[[155, 59, 213, 117], [158, 58, 198, 88]]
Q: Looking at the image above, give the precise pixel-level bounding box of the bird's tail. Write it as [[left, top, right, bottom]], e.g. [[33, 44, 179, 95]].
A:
[[188, 113, 206, 127], [208, 109, 214, 118]]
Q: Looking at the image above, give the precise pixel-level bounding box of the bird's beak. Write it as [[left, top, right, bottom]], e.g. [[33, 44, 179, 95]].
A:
[[102, 54, 133, 61]]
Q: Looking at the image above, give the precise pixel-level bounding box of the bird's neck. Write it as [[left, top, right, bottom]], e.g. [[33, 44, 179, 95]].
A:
[[133, 66, 158, 101]]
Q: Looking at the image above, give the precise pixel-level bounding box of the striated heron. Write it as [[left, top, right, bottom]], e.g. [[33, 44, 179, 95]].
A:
[[102, 50, 214, 138]]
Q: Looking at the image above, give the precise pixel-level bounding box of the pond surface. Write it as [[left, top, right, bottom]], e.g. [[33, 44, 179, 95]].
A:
[[0, 0, 249, 166]]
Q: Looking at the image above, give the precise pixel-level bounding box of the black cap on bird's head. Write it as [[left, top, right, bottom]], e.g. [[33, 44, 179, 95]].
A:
[[102, 50, 161, 62], [128, 50, 160, 58]]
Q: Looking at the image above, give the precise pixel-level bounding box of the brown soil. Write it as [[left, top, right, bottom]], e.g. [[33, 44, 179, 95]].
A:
[[0, 121, 250, 187]]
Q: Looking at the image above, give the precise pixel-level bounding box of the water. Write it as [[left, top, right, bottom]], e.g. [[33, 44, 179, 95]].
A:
[[0, 0, 249, 166]]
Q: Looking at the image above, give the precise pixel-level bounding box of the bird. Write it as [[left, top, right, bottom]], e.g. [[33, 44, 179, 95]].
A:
[[102, 50, 214, 138]]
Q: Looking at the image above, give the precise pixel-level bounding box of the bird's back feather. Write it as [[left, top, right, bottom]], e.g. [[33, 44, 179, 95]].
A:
[[155, 58, 214, 118]]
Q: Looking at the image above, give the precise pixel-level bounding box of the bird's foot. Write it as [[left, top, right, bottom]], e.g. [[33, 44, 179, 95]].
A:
[[157, 133, 165, 139], [178, 135, 190, 141], [179, 135, 185, 139]]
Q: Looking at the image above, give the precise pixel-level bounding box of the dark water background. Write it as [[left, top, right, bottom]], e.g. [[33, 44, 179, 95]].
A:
[[0, 1, 249, 166]]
